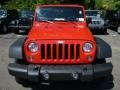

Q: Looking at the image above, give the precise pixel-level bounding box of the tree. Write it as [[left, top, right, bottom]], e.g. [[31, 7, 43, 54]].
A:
[[85, 0, 95, 9], [1, 0, 120, 10], [115, 0, 120, 10], [95, 0, 120, 10]]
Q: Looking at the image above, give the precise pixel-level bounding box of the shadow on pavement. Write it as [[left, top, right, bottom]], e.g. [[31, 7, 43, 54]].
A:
[[13, 31, 28, 35], [92, 32, 109, 35], [21, 75, 114, 90]]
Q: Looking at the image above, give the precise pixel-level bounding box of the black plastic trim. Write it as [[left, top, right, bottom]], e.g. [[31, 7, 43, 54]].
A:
[[8, 63, 28, 78], [8, 63, 113, 82], [9, 37, 26, 59], [94, 36, 112, 59]]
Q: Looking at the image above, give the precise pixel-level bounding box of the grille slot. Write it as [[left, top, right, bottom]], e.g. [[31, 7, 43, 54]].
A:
[[70, 44, 74, 59], [59, 44, 62, 59], [41, 44, 45, 59], [64, 44, 68, 59], [40, 44, 80, 60], [76, 44, 80, 59], [53, 44, 56, 59], [47, 44, 51, 59]]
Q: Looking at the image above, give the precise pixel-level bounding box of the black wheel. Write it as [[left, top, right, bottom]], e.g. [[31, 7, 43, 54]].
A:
[[14, 59, 29, 85], [102, 29, 107, 34], [15, 77, 27, 84], [2, 24, 8, 33], [14, 30, 19, 34], [93, 74, 113, 90], [15, 77, 34, 87], [93, 59, 106, 64]]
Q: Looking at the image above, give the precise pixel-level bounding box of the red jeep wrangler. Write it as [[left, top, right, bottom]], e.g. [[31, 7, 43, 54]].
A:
[[8, 5, 112, 83]]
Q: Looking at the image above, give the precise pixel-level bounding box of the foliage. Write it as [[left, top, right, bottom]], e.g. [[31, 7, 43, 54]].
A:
[[95, 0, 120, 10], [0, 0, 120, 10], [115, 0, 120, 10], [95, 0, 102, 9]]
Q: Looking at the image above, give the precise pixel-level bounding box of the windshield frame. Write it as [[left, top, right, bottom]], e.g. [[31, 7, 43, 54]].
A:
[[19, 10, 33, 18], [86, 10, 101, 17], [35, 6, 85, 22]]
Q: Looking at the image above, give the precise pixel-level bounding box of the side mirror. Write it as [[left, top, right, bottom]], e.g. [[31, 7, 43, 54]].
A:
[[86, 17, 92, 24]]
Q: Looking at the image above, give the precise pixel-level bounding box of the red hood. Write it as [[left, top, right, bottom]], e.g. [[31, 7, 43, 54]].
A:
[[28, 22, 94, 41]]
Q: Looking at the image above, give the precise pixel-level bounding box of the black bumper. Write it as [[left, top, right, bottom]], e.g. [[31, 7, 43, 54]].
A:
[[8, 25, 30, 30], [8, 63, 113, 82], [89, 25, 107, 30]]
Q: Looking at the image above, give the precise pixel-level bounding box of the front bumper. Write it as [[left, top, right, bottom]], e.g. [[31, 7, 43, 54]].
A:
[[8, 63, 113, 82], [8, 25, 30, 30], [89, 25, 107, 30]]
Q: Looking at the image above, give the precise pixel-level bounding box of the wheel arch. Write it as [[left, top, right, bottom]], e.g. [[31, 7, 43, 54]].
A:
[[94, 36, 112, 59], [9, 37, 27, 59]]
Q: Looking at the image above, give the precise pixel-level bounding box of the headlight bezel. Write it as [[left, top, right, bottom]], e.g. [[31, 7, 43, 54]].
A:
[[28, 42, 39, 53], [83, 42, 93, 53]]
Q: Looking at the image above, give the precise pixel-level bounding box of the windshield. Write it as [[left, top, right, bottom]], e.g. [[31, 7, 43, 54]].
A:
[[19, 10, 33, 18], [0, 10, 6, 16], [36, 7, 84, 22], [86, 11, 101, 17]]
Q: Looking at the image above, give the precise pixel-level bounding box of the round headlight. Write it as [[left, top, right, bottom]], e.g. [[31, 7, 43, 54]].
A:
[[28, 42, 38, 52], [11, 20, 16, 24], [83, 43, 93, 53], [0, 14, 6, 19]]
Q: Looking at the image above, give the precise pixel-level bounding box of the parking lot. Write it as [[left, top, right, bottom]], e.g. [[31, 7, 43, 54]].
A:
[[0, 29, 120, 90]]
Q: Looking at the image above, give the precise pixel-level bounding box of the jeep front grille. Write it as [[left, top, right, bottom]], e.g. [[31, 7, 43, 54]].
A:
[[92, 21, 101, 24], [40, 44, 80, 60]]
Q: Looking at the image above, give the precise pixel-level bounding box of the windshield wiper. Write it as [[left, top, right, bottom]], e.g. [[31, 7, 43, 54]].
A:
[[39, 20, 54, 23]]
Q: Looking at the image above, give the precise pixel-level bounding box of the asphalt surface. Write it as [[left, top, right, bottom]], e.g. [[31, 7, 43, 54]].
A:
[[0, 29, 120, 90]]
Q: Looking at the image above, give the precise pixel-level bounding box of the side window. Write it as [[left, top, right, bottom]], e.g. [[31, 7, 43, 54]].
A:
[[9, 10, 18, 19], [7, 11, 11, 17]]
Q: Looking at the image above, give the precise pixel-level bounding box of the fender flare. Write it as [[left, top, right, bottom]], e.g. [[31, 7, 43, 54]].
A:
[[9, 37, 26, 59], [94, 36, 112, 59]]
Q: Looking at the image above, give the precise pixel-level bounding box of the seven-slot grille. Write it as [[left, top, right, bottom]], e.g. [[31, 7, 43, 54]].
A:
[[92, 21, 100, 24], [40, 44, 80, 60]]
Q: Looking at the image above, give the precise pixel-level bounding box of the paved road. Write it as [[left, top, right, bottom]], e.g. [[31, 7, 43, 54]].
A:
[[0, 29, 119, 90]]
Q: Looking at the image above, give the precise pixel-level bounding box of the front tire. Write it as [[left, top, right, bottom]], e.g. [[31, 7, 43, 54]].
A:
[[15, 77, 27, 84], [14, 59, 29, 85], [102, 29, 107, 34], [93, 74, 113, 89], [2, 24, 8, 33], [14, 30, 19, 34], [93, 59, 106, 64]]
